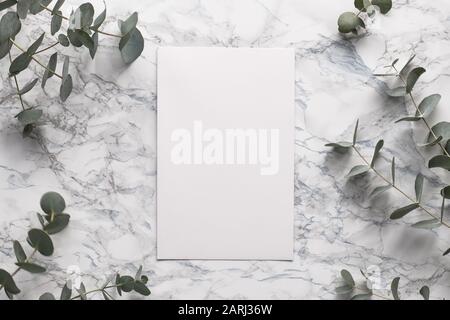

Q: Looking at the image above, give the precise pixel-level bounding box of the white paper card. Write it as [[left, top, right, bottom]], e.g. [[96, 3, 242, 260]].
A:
[[157, 47, 294, 260]]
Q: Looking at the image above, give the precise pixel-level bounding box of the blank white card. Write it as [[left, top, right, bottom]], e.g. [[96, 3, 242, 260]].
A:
[[157, 47, 294, 260]]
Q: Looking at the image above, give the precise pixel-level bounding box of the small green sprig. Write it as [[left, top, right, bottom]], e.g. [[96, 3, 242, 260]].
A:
[[337, 0, 392, 35], [0, 0, 145, 137], [335, 269, 430, 300]]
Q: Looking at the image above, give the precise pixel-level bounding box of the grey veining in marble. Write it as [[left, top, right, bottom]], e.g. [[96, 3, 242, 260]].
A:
[[1, 0, 450, 299]]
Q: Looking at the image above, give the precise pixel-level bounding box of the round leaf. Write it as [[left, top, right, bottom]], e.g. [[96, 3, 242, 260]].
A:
[[371, 0, 392, 14], [419, 286, 430, 300], [119, 27, 144, 64], [44, 213, 70, 234], [340, 269, 355, 287], [119, 275, 135, 292], [416, 94, 441, 117], [27, 228, 54, 256], [0, 269, 20, 294], [58, 33, 70, 47], [40, 191, 66, 214], [406, 67, 426, 94], [429, 155, 450, 171], [39, 292, 56, 300], [13, 240, 27, 263], [0, 12, 21, 42], [337, 12, 359, 33], [17, 109, 43, 126]]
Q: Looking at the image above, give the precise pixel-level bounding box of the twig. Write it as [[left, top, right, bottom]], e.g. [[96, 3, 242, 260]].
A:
[[35, 41, 59, 54]]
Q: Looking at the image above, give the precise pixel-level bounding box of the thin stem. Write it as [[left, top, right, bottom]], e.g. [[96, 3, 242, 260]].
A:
[[392, 66, 450, 157], [0, 248, 38, 292], [352, 145, 450, 228], [40, 4, 123, 38], [8, 51, 26, 111], [9, 39, 63, 79], [70, 284, 120, 300], [35, 41, 59, 54]]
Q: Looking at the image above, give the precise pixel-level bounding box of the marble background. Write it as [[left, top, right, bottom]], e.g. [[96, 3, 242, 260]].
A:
[[1, 0, 450, 299]]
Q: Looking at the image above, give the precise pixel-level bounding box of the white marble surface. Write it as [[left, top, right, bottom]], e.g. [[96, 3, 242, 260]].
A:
[[1, 0, 450, 299]]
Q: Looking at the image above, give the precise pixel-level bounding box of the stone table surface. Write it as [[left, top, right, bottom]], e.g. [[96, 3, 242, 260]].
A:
[[1, 0, 450, 299]]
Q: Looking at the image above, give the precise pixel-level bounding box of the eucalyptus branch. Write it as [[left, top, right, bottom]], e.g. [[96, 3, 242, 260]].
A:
[[10, 38, 63, 79]]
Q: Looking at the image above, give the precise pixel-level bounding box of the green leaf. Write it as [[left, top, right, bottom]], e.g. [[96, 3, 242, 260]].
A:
[[42, 52, 57, 89], [386, 86, 406, 97], [370, 185, 391, 198], [58, 33, 69, 47], [337, 12, 359, 33], [29, 0, 51, 14], [391, 277, 400, 300], [67, 29, 83, 47], [133, 281, 151, 296], [391, 157, 395, 184], [428, 122, 450, 143], [335, 285, 353, 295], [0, 0, 17, 12], [89, 32, 98, 59], [60, 74, 73, 102], [353, 119, 359, 145], [17, 109, 43, 125], [22, 124, 34, 138], [135, 265, 142, 280], [429, 155, 450, 170], [419, 286, 429, 300], [391, 58, 399, 67], [51, 12, 62, 35], [77, 282, 87, 300], [44, 213, 70, 234], [39, 292, 56, 300], [116, 273, 122, 296], [52, 0, 64, 14], [18, 78, 38, 95], [351, 293, 372, 300], [440, 195, 445, 223], [390, 203, 419, 220], [347, 165, 370, 178], [371, 0, 392, 14], [9, 52, 31, 75], [411, 219, 441, 230], [441, 186, 450, 199], [395, 116, 422, 123], [0, 11, 21, 43], [400, 54, 416, 75], [119, 275, 135, 292], [340, 269, 355, 287], [0, 38, 13, 60], [77, 29, 94, 52], [13, 240, 27, 263], [27, 32, 44, 55], [416, 94, 441, 117], [60, 282, 72, 300], [27, 228, 54, 256], [419, 136, 442, 147], [62, 55, 69, 78], [15, 262, 46, 273], [414, 173, 424, 202], [0, 269, 21, 294], [17, 0, 31, 19], [370, 139, 384, 167], [91, 5, 106, 31], [119, 12, 138, 35], [119, 27, 144, 64], [72, 2, 94, 29], [140, 275, 148, 284], [325, 141, 353, 149], [443, 248, 450, 256], [40, 191, 66, 214], [406, 67, 426, 94]]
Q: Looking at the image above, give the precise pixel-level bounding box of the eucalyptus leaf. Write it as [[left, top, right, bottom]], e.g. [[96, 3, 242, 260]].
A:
[[419, 286, 430, 300], [340, 269, 355, 287], [73, 2, 94, 29], [119, 27, 144, 64], [370, 139, 384, 167], [429, 155, 450, 170], [37, 213, 45, 228], [67, 29, 83, 47], [26, 32, 45, 55], [51, 13, 62, 35], [416, 94, 441, 117], [390, 203, 419, 220], [44, 213, 70, 234], [406, 67, 426, 94], [395, 116, 422, 123], [89, 32, 98, 59], [335, 285, 353, 295], [77, 29, 94, 52], [414, 173, 424, 202], [411, 219, 441, 230], [120, 12, 138, 35], [15, 262, 46, 273], [60, 74, 73, 102], [0, 38, 13, 60], [400, 54, 415, 75], [9, 52, 32, 75], [22, 123, 34, 138], [52, 0, 64, 14], [13, 240, 27, 263], [353, 119, 359, 145], [371, 0, 392, 14], [443, 248, 450, 256], [42, 52, 57, 88], [351, 293, 372, 300], [370, 185, 391, 198], [133, 281, 151, 296], [391, 277, 400, 300], [40, 191, 65, 214], [58, 33, 69, 47], [91, 5, 106, 31], [77, 282, 87, 300], [391, 157, 395, 184], [391, 58, 399, 67], [62, 55, 69, 78], [119, 275, 135, 292], [325, 141, 353, 149], [29, 0, 52, 14], [386, 86, 406, 97], [18, 78, 38, 95], [354, 0, 366, 10], [0, 269, 20, 294], [441, 186, 450, 199], [39, 292, 56, 300], [347, 165, 370, 178], [337, 12, 359, 33], [60, 282, 72, 300], [27, 228, 54, 256], [116, 273, 122, 296], [419, 136, 442, 147], [0, 0, 17, 12], [428, 122, 450, 143], [0, 11, 21, 43], [17, 109, 43, 125], [17, 0, 31, 19]]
